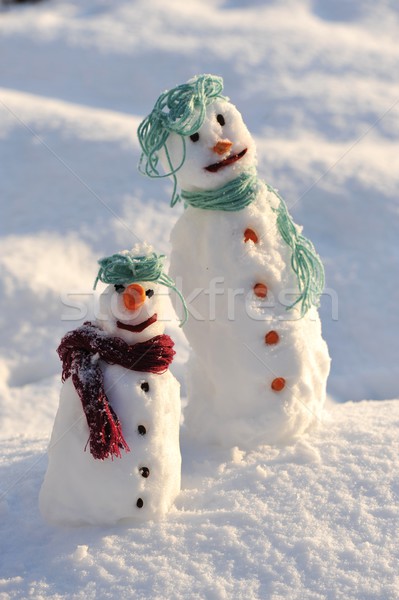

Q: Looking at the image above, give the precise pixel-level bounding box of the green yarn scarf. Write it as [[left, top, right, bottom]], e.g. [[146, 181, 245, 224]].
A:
[[266, 184, 325, 316], [181, 170, 258, 211], [180, 172, 325, 316]]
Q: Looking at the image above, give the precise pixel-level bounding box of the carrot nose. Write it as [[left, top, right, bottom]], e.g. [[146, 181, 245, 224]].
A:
[[123, 284, 146, 311], [212, 140, 233, 155]]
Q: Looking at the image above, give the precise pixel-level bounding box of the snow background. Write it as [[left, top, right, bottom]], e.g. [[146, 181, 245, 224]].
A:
[[0, 0, 398, 598]]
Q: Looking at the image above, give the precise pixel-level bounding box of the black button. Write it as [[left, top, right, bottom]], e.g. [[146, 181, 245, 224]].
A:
[[138, 425, 146, 435], [139, 467, 150, 478], [141, 382, 149, 393], [136, 498, 144, 508]]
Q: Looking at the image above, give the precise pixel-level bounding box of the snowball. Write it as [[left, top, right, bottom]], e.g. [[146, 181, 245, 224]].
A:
[[73, 545, 89, 562]]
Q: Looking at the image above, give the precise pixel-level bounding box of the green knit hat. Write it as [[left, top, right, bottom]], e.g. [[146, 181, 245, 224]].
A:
[[94, 250, 188, 326]]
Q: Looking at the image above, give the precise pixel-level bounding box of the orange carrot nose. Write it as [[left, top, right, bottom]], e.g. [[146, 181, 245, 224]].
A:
[[212, 140, 233, 155], [123, 284, 146, 311]]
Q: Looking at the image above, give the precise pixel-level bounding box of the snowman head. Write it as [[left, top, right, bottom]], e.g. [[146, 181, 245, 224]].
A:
[[138, 74, 257, 201], [94, 246, 187, 343]]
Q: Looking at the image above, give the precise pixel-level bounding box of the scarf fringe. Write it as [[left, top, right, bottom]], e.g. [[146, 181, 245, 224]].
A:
[[83, 391, 130, 461]]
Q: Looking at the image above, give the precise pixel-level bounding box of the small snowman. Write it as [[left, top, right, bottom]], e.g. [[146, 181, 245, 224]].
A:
[[138, 75, 330, 450], [39, 246, 185, 525]]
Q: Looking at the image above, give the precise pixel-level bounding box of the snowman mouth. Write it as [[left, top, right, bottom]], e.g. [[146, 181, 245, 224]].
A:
[[205, 148, 247, 173], [116, 313, 158, 333]]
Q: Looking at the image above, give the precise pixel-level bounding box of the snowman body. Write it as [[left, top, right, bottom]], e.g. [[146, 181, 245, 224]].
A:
[[40, 269, 181, 525], [170, 183, 329, 448], [151, 92, 331, 449], [40, 366, 180, 525]]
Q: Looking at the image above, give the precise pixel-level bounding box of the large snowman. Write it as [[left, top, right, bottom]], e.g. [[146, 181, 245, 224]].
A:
[[138, 75, 330, 450], [39, 246, 183, 525]]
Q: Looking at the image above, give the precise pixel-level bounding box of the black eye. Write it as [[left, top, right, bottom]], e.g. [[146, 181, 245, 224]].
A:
[[217, 114, 225, 126], [190, 132, 200, 142], [114, 284, 125, 293], [145, 289, 154, 298]]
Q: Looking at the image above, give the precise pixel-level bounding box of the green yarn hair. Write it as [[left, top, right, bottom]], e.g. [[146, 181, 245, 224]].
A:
[[94, 250, 188, 326], [267, 185, 325, 316], [137, 74, 226, 206]]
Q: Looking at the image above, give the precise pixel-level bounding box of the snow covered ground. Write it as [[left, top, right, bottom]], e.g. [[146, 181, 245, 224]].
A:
[[0, 0, 398, 598], [1, 401, 399, 599]]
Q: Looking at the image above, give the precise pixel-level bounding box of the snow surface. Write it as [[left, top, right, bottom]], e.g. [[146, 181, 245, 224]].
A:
[[1, 0, 399, 597]]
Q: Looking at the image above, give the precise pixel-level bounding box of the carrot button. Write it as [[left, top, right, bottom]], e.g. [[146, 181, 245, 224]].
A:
[[271, 377, 286, 392], [265, 331, 279, 345], [244, 228, 258, 243], [254, 283, 268, 298]]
